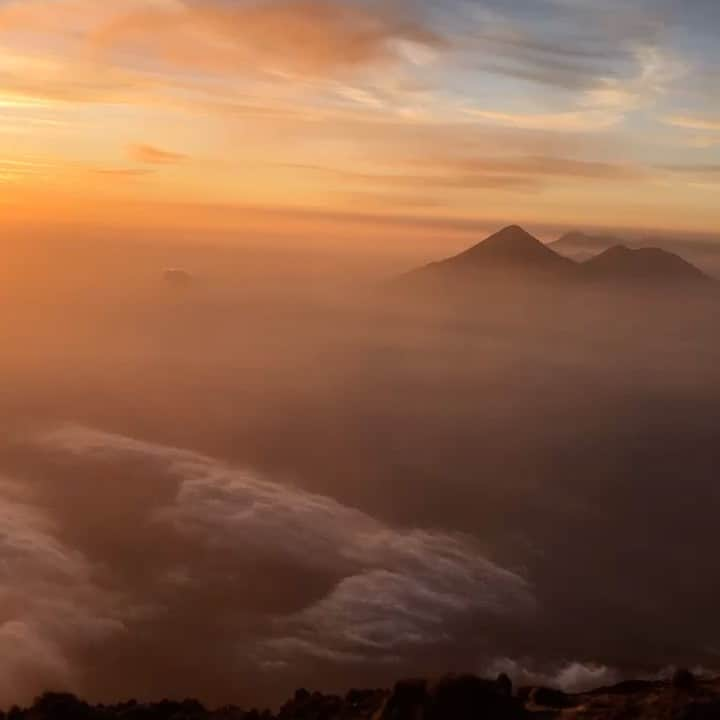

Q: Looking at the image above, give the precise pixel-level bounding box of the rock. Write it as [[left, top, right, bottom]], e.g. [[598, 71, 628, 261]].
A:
[[425, 674, 525, 720], [496, 673, 513, 697], [673, 669, 697, 692], [586, 679, 662, 696], [675, 700, 720, 719], [528, 687, 576, 709], [380, 679, 427, 720]]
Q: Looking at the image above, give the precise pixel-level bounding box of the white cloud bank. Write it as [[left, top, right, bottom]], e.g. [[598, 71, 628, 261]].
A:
[[0, 478, 125, 706], [40, 425, 534, 664]]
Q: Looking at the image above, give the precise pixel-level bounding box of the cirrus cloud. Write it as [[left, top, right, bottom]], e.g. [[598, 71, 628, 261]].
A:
[[129, 144, 187, 165]]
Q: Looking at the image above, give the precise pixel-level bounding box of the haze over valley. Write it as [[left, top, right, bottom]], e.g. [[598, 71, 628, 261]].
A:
[[2, 0, 720, 716], [3, 225, 720, 709]]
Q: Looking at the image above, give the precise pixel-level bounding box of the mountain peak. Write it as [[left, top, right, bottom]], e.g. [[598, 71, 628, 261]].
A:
[[582, 244, 710, 285], [398, 227, 714, 295], [397, 225, 574, 291], [452, 225, 572, 271], [483, 225, 541, 248]]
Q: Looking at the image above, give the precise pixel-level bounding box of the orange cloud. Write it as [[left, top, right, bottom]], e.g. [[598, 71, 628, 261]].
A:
[[465, 109, 622, 132], [91, 0, 443, 78], [129, 144, 187, 165], [663, 115, 720, 132], [454, 156, 643, 180], [283, 153, 642, 194], [93, 168, 155, 177], [0, 0, 443, 116]]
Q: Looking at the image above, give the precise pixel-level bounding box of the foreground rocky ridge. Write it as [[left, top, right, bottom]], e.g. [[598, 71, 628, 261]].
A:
[[4, 670, 720, 720]]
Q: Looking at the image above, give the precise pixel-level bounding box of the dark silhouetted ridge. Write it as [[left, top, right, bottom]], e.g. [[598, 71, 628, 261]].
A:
[[11, 670, 720, 720]]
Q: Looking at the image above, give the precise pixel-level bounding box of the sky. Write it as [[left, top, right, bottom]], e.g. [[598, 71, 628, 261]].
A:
[[0, 0, 719, 237]]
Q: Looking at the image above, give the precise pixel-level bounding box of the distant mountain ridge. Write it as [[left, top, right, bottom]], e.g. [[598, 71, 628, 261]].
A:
[[402, 225, 713, 292], [552, 230, 720, 276], [581, 244, 711, 286]]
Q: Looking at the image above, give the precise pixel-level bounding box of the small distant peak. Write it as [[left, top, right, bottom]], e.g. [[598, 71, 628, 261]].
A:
[[554, 232, 627, 249], [558, 230, 587, 242], [163, 267, 193, 289]]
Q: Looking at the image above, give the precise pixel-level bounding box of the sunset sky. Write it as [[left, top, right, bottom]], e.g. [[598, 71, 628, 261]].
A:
[[1, 0, 719, 237], [6, 3, 720, 710]]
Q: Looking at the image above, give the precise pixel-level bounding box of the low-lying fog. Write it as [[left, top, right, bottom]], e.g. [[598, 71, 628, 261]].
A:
[[2, 230, 720, 708]]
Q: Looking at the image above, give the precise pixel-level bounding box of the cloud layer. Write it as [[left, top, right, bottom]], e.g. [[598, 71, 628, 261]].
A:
[[31, 425, 532, 679], [0, 478, 125, 706]]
